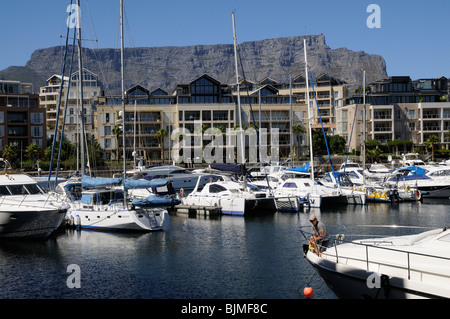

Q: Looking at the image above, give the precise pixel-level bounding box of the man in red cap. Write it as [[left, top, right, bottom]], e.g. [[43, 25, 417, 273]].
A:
[[309, 214, 329, 255]]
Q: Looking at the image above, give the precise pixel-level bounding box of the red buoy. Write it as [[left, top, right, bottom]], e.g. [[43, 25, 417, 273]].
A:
[[303, 285, 314, 298]]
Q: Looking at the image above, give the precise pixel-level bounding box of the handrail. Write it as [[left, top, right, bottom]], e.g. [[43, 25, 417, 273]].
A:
[[301, 227, 450, 281]]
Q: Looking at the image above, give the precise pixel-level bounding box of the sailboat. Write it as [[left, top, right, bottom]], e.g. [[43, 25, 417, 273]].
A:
[[273, 39, 365, 208], [52, 0, 175, 231]]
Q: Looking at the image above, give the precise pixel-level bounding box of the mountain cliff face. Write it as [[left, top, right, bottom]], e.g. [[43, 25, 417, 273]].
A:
[[0, 34, 387, 94]]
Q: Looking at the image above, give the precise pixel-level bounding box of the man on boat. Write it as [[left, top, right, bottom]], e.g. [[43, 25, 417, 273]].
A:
[[309, 214, 329, 255]]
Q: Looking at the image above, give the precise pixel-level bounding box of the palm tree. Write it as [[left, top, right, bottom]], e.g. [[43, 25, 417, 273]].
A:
[[25, 143, 41, 169], [156, 128, 168, 161], [292, 123, 306, 159], [2, 144, 17, 167], [112, 124, 123, 162], [425, 134, 440, 161]]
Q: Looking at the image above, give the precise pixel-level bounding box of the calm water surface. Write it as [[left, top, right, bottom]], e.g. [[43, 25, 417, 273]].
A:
[[0, 198, 449, 300]]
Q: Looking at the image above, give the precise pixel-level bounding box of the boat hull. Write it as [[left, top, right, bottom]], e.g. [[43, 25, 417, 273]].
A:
[[305, 251, 449, 299], [0, 207, 67, 239], [68, 207, 169, 231]]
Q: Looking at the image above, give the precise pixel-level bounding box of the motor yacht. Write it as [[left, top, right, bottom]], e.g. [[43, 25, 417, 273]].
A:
[[0, 163, 69, 239], [302, 226, 450, 299], [181, 175, 276, 215], [385, 165, 450, 198], [125, 165, 210, 194]]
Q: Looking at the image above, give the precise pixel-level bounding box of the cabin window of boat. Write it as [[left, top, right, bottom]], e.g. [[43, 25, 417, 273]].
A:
[[282, 182, 297, 188], [24, 184, 44, 194], [0, 186, 10, 195], [209, 184, 227, 193], [347, 171, 359, 178], [6, 185, 29, 195], [322, 175, 332, 182]]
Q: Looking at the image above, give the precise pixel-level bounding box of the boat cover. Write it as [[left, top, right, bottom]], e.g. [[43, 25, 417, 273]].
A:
[[123, 178, 169, 190], [131, 195, 181, 208], [285, 162, 310, 174], [81, 175, 122, 188]]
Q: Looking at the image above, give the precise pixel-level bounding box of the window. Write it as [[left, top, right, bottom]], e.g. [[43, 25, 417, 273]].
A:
[[191, 77, 218, 94], [209, 184, 227, 193], [31, 126, 43, 137], [409, 110, 416, 119], [31, 113, 43, 124]]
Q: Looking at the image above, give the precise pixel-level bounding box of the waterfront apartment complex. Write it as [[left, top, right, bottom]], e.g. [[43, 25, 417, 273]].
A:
[[0, 80, 46, 155], [337, 76, 450, 154], [16, 72, 445, 164]]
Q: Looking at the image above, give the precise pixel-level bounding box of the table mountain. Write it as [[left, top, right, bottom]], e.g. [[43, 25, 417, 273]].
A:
[[0, 34, 387, 94]]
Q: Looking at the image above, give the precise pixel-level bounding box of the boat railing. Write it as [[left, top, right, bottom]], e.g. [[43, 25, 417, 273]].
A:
[[300, 227, 450, 281]]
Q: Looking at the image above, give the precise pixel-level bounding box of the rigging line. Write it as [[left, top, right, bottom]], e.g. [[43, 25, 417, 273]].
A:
[[343, 77, 364, 174], [56, 26, 77, 181], [48, 0, 75, 190], [308, 72, 337, 186]]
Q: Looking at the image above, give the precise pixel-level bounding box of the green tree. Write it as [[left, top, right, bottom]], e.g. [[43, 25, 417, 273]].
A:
[[2, 144, 18, 167], [112, 124, 123, 162], [292, 123, 306, 158], [25, 143, 42, 169], [156, 128, 168, 160], [425, 134, 440, 161], [329, 135, 346, 154]]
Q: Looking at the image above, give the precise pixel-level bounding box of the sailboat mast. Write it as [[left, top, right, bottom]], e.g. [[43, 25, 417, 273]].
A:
[[362, 69, 366, 185], [289, 75, 293, 167], [120, 0, 126, 181], [232, 12, 245, 164], [77, 0, 86, 176], [304, 38, 314, 179]]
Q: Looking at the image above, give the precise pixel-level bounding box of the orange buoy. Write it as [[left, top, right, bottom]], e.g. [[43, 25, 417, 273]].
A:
[[303, 285, 314, 298]]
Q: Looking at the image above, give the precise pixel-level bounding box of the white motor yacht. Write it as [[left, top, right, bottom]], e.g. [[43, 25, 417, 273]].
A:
[[385, 165, 450, 198], [0, 166, 69, 239], [125, 165, 210, 194], [302, 227, 450, 299], [181, 175, 276, 215]]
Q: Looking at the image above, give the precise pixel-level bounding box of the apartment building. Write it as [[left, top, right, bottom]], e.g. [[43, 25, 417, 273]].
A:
[[96, 84, 176, 161], [337, 76, 450, 152], [0, 80, 46, 152], [40, 68, 103, 145]]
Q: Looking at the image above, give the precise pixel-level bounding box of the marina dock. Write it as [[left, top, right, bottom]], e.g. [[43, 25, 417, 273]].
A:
[[175, 204, 222, 216]]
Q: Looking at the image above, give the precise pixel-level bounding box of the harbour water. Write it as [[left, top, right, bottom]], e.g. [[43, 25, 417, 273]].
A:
[[0, 198, 449, 303]]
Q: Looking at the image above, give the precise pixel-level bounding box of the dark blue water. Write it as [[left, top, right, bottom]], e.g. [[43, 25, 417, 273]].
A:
[[1, 198, 449, 300]]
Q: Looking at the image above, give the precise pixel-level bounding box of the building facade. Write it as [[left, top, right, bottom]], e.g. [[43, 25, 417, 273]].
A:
[[0, 80, 46, 154], [337, 76, 450, 153]]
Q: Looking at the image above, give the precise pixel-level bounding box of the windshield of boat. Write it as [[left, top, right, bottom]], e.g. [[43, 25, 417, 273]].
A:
[[0, 183, 45, 196]]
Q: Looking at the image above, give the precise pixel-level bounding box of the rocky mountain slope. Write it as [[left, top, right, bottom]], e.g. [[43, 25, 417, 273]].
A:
[[0, 34, 387, 94]]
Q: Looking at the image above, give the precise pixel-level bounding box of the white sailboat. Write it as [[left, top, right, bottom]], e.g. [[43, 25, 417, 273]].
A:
[[273, 40, 365, 208], [54, 0, 174, 231]]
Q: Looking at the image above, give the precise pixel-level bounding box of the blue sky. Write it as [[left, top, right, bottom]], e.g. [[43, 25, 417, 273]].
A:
[[0, 0, 448, 81]]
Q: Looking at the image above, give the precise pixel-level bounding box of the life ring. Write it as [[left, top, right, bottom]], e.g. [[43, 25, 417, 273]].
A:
[[180, 188, 184, 197]]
